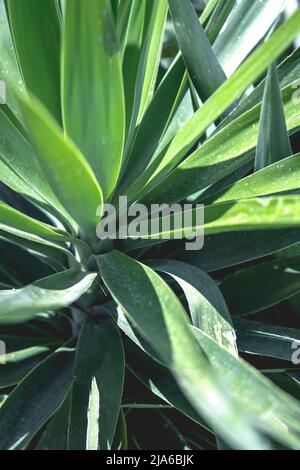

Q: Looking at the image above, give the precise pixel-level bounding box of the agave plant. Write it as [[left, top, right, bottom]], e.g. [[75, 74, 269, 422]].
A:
[[1, 0, 300, 451]]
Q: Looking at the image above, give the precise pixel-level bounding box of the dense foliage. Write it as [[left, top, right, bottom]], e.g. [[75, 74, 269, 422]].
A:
[[0, 0, 300, 450]]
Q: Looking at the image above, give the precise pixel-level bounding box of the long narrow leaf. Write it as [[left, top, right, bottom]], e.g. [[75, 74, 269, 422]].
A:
[[6, 0, 62, 123], [62, 0, 125, 200], [169, 0, 227, 102], [68, 316, 124, 450]]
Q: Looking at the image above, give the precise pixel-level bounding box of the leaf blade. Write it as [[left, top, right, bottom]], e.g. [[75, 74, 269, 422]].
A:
[[62, 0, 125, 199]]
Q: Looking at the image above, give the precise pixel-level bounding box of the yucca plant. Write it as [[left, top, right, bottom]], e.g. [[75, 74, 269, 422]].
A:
[[0, 0, 300, 451]]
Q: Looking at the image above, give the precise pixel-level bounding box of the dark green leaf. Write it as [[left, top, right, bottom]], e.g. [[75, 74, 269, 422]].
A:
[[68, 316, 124, 450], [0, 344, 74, 450], [255, 64, 292, 171], [169, 0, 227, 102], [221, 256, 300, 316]]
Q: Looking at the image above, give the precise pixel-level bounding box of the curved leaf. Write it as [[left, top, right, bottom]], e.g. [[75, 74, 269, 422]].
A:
[[149, 259, 236, 353], [98, 250, 270, 450], [192, 326, 300, 449], [0, 201, 69, 242], [0, 107, 72, 224], [35, 393, 70, 450], [0, 269, 97, 324], [6, 0, 62, 122], [16, 92, 103, 237]]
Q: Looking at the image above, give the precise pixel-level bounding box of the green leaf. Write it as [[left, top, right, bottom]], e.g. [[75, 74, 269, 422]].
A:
[[174, 229, 300, 272], [125, 339, 206, 429], [0, 345, 51, 364], [0, 0, 23, 113], [0, 269, 97, 324], [222, 45, 300, 127], [117, 56, 187, 194], [139, 10, 300, 200], [213, 0, 287, 75], [116, 0, 134, 55], [192, 326, 300, 449], [168, 0, 227, 102], [35, 393, 70, 450], [6, 0, 62, 123], [141, 78, 300, 205], [0, 107, 72, 225], [255, 64, 292, 171], [205, 0, 236, 44], [98, 250, 270, 450], [62, 0, 125, 200], [0, 156, 44, 204], [0, 201, 69, 242], [126, 0, 168, 140], [234, 317, 300, 362], [68, 316, 124, 450], [204, 197, 300, 235], [221, 256, 300, 316], [205, 153, 300, 205], [0, 229, 70, 271], [122, 0, 147, 134], [16, 92, 103, 238], [199, 0, 219, 25], [267, 372, 300, 403], [0, 355, 46, 389], [149, 259, 236, 353], [123, 197, 300, 253], [0, 344, 74, 450]]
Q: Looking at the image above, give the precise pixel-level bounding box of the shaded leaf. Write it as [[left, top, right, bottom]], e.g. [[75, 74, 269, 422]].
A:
[[221, 256, 300, 316], [0, 344, 74, 450], [68, 316, 124, 450]]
